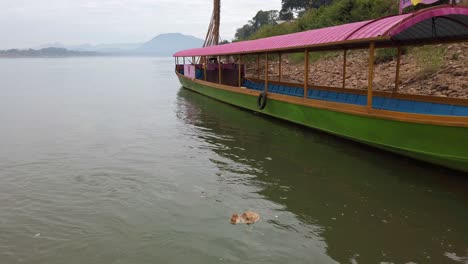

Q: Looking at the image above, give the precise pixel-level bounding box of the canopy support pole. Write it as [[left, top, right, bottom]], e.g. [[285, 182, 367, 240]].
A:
[[304, 49, 309, 98], [183, 57, 185, 64], [367, 42, 375, 111], [342, 50, 347, 89], [238, 54, 242, 87], [192, 56, 195, 65], [218, 56, 222, 84], [278, 53, 282, 82], [265, 53, 268, 92], [393, 46, 402, 94]]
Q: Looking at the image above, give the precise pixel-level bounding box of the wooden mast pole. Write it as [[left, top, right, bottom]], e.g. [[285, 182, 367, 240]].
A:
[[342, 50, 347, 89], [304, 48, 309, 98], [393, 46, 402, 94], [204, 0, 221, 47], [214, 0, 220, 45], [367, 42, 375, 111]]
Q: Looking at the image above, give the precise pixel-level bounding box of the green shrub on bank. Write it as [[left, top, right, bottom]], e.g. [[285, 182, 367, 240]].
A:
[[412, 46, 445, 78], [250, 22, 300, 41], [374, 47, 409, 64], [288, 53, 305, 64], [286, 50, 341, 65]]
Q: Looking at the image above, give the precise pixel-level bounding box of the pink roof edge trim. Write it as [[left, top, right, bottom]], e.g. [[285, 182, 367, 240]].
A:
[[174, 5, 468, 57]]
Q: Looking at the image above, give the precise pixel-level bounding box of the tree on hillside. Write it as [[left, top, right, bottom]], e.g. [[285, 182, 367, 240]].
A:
[[279, 10, 294, 20], [234, 10, 279, 40], [280, 0, 334, 16], [251, 10, 279, 29], [235, 24, 255, 40]]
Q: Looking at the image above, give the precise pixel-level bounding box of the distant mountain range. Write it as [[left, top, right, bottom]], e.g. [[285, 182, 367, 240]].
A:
[[0, 47, 99, 58], [35, 42, 142, 53], [33, 33, 204, 56]]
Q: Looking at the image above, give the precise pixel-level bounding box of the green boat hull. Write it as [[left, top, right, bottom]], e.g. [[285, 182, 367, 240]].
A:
[[178, 76, 468, 172]]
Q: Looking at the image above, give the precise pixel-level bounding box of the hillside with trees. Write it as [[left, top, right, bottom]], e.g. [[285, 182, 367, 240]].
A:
[[234, 0, 455, 41]]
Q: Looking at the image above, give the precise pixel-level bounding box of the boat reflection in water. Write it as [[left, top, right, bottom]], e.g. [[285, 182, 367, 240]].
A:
[[176, 88, 468, 264]]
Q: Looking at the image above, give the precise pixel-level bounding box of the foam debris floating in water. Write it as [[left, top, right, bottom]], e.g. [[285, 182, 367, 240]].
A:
[[230, 211, 260, 225]]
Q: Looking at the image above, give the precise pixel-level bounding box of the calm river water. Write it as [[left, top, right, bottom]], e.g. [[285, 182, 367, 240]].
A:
[[0, 57, 467, 264]]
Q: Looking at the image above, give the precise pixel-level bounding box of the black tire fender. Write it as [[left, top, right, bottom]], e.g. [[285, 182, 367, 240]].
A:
[[257, 92, 267, 110]]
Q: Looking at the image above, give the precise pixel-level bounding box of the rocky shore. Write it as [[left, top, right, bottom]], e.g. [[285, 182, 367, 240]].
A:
[[246, 43, 467, 98]]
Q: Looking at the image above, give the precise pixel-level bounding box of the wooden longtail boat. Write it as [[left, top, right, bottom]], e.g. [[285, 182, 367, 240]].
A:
[[174, 5, 468, 172]]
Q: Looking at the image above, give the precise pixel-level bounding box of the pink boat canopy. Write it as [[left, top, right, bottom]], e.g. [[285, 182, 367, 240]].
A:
[[174, 5, 468, 57]]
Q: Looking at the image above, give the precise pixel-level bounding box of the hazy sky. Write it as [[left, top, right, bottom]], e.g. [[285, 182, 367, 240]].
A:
[[0, 0, 281, 49]]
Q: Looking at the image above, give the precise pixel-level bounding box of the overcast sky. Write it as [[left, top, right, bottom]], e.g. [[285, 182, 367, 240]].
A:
[[0, 0, 281, 49]]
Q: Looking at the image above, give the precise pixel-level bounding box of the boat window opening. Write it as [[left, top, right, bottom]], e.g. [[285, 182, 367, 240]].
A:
[[304, 48, 309, 99], [307, 50, 343, 89], [344, 48, 370, 91], [372, 47, 400, 93], [196, 57, 204, 80], [275, 51, 305, 85], [245, 54, 265, 81], [342, 50, 347, 89], [238, 54, 242, 88], [367, 41, 376, 109], [175, 57, 184, 75], [278, 53, 282, 83], [218, 56, 222, 84], [264, 53, 269, 92], [265, 53, 280, 82], [242, 55, 257, 80], [203, 56, 207, 81], [195, 55, 244, 87]]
